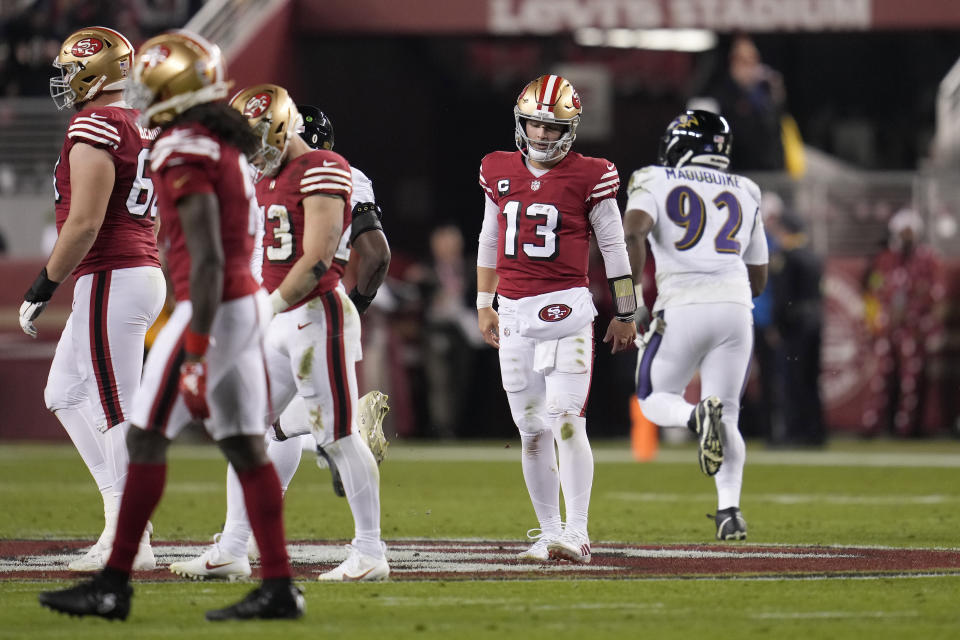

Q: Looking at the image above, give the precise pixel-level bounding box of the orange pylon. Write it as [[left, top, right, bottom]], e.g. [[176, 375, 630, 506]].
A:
[[630, 395, 658, 461]]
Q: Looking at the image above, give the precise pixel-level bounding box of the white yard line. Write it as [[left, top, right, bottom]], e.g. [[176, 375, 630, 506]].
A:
[[606, 492, 960, 505]]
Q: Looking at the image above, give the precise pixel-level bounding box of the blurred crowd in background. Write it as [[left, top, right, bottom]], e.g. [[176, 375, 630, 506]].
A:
[[1, 0, 958, 444]]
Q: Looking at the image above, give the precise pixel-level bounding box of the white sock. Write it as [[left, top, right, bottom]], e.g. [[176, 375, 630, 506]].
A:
[[714, 408, 746, 510], [220, 463, 252, 558], [103, 421, 129, 513], [267, 436, 304, 489], [519, 429, 562, 535], [325, 433, 383, 559], [220, 436, 303, 558], [639, 392, 695, 429], [55, 407, 117, 529], [553, 415, 593, 535]]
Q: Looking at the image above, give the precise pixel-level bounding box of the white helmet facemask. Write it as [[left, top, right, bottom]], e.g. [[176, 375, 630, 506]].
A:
[[514, 111, 577, 163]]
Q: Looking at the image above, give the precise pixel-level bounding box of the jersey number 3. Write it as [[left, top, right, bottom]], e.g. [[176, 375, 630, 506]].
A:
[[501, 201, 560, 261], [666, 186, 742, 254]]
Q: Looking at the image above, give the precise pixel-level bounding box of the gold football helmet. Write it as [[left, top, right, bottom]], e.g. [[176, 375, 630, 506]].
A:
[[514, 74, 582, 163], [50, 26, 133, 111], [124, 29, 230, 127], [229, 83, 302, 180]]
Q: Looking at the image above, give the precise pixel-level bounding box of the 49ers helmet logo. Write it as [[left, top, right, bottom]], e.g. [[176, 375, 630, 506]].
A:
[[539, 303, 572, 322], [71, 38, 103, 57], [141, 44, 170, 70], [243, 93, 272, 118]]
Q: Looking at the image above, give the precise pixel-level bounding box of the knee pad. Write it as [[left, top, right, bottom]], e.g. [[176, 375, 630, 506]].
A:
[[515, 413, 548, 436]]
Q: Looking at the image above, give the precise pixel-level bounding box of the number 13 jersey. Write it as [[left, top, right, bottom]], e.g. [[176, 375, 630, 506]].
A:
[[479, 150, 619, 299], [625, 165, 768, 311]]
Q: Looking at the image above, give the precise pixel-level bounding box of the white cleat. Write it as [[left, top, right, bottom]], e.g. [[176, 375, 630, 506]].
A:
[[169, 533, 251, 581], [67, 541, 110, 572], [516, 528, 560, 563], [547, 528, 592, 564], [68, 521, 155, 571], [317, 544, 389, 582]]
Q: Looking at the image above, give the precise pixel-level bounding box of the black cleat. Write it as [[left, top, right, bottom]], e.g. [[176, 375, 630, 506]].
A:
[[688, 396, 724, 476], [38, 575, 132, 621], [316, 445, 345, 497], [206, 583, 305, 621], [710, 507, 747, 541]]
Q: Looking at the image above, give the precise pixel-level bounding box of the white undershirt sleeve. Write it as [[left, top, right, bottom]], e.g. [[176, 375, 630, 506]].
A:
[[477, 195, 500, 269], [588, 198, 631, 278]]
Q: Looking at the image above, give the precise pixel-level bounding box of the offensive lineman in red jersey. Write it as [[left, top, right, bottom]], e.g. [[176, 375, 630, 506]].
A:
[[38, 31, 302, 622], [477, 75, 638, 564], [18, 26, 165, 572]]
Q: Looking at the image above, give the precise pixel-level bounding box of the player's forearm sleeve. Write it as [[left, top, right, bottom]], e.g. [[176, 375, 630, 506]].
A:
[[589, 198, 632, 278], [477, 196, 499, 269]]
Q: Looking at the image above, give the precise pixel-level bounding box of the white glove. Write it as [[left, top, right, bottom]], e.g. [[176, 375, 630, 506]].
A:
[[19, 300, 48, 339]]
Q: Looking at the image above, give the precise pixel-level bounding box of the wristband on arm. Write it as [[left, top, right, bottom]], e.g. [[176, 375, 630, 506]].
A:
[[476, 291, 496, 309], [183, 329, 210, 357], [24, 267, 60, 303], [269, 289, 291, 314], [608, 275, 638, 322], [348, 287, 376, 314]]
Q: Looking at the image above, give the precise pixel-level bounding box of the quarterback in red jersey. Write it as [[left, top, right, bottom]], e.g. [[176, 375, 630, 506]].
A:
[[19, 26, 164, 573], [476, 74, 637, 564], [39, 31, 302, 623]]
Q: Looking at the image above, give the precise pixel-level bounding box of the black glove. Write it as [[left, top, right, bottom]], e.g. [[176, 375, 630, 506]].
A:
[[348, 287, 376, 314]]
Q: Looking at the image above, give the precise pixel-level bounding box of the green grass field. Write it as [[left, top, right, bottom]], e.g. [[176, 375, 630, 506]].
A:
[[2, 438, 960, 639]]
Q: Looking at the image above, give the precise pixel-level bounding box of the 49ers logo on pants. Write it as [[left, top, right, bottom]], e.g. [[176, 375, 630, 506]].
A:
[[538, 303, 572, 322]]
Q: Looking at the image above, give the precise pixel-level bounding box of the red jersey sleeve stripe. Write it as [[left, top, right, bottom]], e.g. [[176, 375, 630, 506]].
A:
[[303, 166, 351, 179], [73, 115, 119, 132], [150, 132, 221, 170], [68, 129, 120, 148], [301, 182, 352, 194], [592, 178, 620, 191], [69, 122, 121, 143]]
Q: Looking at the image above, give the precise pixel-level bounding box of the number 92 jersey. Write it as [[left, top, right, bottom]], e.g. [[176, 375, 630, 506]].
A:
[[625, 165, 768, 311], [479, 150, 619, 299]]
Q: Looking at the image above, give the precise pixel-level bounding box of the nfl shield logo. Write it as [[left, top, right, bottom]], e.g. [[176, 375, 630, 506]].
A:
[[531, 180, 541, 191]]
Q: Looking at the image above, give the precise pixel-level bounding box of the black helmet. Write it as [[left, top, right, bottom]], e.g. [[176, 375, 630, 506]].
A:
[[657, 110, 732, 171], [299, 104, 334, 150]]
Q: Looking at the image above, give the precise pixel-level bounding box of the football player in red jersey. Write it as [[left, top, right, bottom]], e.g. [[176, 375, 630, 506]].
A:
[[18, 26, 165, 573], [169, 94, 392, 582], [476, 75, 638, 564], [39, 31, 302, 622]]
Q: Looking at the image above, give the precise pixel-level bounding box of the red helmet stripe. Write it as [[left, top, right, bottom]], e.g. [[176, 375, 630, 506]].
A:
[[547, 75, 562, 109], [538, 74, 559, 112]]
